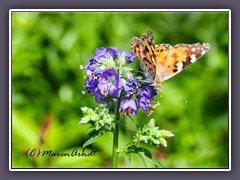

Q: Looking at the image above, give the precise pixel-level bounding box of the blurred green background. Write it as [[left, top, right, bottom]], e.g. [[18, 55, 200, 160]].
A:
[[11, 11, 229, 168]]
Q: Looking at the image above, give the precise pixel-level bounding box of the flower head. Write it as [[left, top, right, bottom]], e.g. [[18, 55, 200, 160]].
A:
[[98, 69, 122, 99], [82, 47, 137, 109], [133, 119, 174, 147], [80, 105, 115, 131], [118, 50, 135, 63], [119, 98, 138, 117], [84, 47, 118, 75], [122, 74, 141, 97], [138, 86, 157, 111], [82, 47, 158, 116]]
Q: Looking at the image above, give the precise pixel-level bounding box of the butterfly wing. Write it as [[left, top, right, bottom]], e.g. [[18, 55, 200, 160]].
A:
[[131, 31, 211, 90], [155, 43, 210, 82], [153, 43, 172, 85], [131, 31, 156, 82]]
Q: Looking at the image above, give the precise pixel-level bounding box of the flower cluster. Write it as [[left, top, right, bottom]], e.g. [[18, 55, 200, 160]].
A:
[[133, 119, 174, 147], [81, 47, 158, 117], [79, 105, 115, 131]]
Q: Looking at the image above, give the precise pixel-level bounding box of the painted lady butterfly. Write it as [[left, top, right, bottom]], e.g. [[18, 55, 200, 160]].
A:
[[131, 31, 210, 90]]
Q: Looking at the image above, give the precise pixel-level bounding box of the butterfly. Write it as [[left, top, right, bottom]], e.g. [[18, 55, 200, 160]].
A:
[[131, 30, 210, 90]]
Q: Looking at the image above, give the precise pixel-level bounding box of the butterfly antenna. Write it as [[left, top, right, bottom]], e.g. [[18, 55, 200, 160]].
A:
[[164, 88, 188, 104], [174, 93, 188, 103], [161, 86, 188, 103]]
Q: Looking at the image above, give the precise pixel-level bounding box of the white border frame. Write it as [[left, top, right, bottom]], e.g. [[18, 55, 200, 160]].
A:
[[9, 9, 231, 171]]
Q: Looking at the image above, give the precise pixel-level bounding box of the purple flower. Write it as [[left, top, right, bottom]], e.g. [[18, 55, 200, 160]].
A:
[[84, 78, 98, 94], [85, 47, 118, 74], [94, 47, 106, 57], [94, 92, 107, 104], [118, 50, 135, 63], [119, 98, 138, 117], [122, 74, 141, 97], [138, 86, 157, 111], [84, 47, 119, 97], [97, 69, 122, 99], [94, 47, 118, 59], [84, 70, 102, 94], [106, 47, 118, 60], [85, 58, 103, 78], [82, 47, 140, 108]]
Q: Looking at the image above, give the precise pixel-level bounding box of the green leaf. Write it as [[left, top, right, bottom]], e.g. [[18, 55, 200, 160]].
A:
[[136, 147, 152, 158], [136, 152, 149, 168], [126, 146, 163, 168], [115, 120, 126, 125], [125, 145, 152, 158], [145, 156, 165, 168], [124, 152, 133, 168], [86, 129, 99, 139], [83, 133, 103, 149]]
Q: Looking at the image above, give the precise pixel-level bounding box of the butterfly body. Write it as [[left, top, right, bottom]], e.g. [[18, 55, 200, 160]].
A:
[[131, 31, 210, 90]]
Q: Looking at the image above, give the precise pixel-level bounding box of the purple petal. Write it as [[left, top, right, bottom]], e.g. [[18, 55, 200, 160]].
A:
[[118, 50, 136, 63], [98, 69, 122, 99], [119, 98, 138, 117], [106, 47, 118, 60], [95, 47, 106, 57]]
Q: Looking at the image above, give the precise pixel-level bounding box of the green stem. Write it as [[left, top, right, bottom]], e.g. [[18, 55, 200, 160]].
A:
[[112, 99, 121, 168]]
